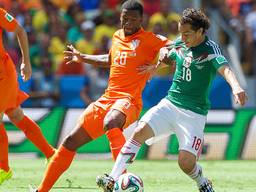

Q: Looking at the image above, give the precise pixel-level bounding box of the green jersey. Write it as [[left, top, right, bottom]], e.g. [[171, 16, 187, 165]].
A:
[[166, 36, 228, 115]]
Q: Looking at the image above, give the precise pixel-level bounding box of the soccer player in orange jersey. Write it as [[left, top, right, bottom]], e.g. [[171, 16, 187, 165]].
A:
[[0, 8, 55, 185], [30, 1, 169, 191]]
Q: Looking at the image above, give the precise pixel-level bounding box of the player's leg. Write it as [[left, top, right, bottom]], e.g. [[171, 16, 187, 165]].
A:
[[104, 109, 126, 160], [178, 151, 214, 192], [104, 98, 139, 160], [34, 102, 104, 192], [97, 121, 153, 191], [6, 106, 55, 159], [0, 113, 12, 185], [36, 125, 92, 192], [97, 98, 175, 191], [175, 108, 214, 192]]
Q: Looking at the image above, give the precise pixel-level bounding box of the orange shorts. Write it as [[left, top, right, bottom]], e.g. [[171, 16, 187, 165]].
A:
[[0, 53, 29, 112], [78, 97, 141, 139]]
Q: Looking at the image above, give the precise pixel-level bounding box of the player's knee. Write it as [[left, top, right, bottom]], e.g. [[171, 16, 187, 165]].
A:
[[63, 135, 79, 151], [178, 155, 195, 174], [103, 115, 125, 132], [132, 123, 149, 144], [6, 107, 24, 123]]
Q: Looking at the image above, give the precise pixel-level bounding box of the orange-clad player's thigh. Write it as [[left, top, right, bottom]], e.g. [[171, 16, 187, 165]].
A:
[[79, 97, 140, 139]]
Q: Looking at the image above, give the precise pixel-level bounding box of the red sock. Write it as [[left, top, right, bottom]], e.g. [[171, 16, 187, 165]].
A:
[[38, 145, 76, 192], [0, 123, 9, 172], [14, 115, 55, 158], [106, 128, 126, 160]]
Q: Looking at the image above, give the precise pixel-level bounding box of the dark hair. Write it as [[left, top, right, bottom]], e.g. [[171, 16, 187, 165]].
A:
[[180, 8, 210, 33], [121, 0, 143, 16]]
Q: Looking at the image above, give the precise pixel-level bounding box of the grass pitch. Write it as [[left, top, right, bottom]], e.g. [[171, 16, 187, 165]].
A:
[[1, 159, 256, 192]]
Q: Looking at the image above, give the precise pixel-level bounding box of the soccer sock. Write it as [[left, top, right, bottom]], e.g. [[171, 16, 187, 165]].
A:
[[110, 138, 141, 181], [188, 164, 207, 187], [13, 115, 55, 158], [0, 123, 9, 172], [106, 128, 126, 160], [38, 145, 76, 192]]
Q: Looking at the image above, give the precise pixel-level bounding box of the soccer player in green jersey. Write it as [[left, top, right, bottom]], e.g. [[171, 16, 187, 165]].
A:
[[96, 8, 247, 192]]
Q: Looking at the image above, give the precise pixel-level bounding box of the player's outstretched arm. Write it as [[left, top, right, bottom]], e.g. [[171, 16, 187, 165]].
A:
[[218, 65, 248, 106], [15, 23, 32, 81], [64, 45, 110, 68], [137, 47, 175, 75]]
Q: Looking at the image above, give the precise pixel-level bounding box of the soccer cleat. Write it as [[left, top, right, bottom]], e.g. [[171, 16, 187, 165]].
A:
[[0, 169, 13, 185], [28, 184, 38, 192], [96, 174, 115, 192], [199, 179, 215, 192]]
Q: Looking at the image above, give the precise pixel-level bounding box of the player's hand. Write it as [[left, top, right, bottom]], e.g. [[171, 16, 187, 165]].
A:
[[137, 64, 156, 75], [158, 47, 169, 63], [233, 89, 248, 106], [159, 48, 175, 66], [20, 62, 32, 82], [64, 45, 83, 64], [137, 64, 157, 82]]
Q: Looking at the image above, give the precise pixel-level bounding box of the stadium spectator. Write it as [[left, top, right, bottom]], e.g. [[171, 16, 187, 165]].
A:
[[97, 8, 247, 192], [75, 20, 97, 55], [93, 9, 117, 45], [30, 57, 59, 107], [0, 8, 55, 185], [29, 1, 170, 191], [245, 0, 256, 75], [148, 0, 180, 32], [142, 0, 160, 16], [66, 8, 85, 44], [79, 75, 93, 106], [226, 0, 251, 17]]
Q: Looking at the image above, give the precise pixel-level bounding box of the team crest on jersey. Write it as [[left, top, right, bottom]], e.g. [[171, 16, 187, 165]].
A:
[[131, 39, 140, 50], [5, 13, 14, 22], [183, 56, 192, 68]]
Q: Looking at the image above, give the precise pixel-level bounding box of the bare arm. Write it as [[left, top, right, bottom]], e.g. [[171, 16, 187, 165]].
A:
[[137, 47, 175, 75], [15, 23, 32, 81], [218, 65, 247, 106], [64, 45, 110, 68]]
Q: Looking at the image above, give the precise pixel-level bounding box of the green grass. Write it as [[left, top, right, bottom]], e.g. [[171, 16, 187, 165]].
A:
[[1, 159, 256, 192]]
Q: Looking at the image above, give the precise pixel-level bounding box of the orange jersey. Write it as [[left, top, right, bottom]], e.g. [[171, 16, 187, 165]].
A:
[[0, 8, 17, 55], [103, 28, 168, 109], [0, 8, 28, 112]]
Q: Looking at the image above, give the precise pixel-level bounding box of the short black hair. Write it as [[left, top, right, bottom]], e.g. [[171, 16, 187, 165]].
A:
[[180, 8, 210, 33], [121, 0, 143, 16]]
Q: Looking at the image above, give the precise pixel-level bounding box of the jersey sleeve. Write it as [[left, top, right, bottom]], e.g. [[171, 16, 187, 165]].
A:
[[211, 55, 228, 69], [0, 8, 18, 32], [167, 48, 177, 61], [150, 34, 169, 52]]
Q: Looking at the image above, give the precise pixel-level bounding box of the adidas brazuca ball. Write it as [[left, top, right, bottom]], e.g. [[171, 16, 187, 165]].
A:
[[113, 172, 144, 192]]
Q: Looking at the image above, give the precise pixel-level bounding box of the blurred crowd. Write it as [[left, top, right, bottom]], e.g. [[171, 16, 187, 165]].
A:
[[203, 0, 256, 76], [0, 0, 255, 107]]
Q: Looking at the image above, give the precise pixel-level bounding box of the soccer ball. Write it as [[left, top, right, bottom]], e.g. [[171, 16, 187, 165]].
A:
[[113, 172, 144, 192]]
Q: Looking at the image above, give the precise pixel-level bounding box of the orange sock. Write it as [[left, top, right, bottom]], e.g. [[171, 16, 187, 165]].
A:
[[14, 115, 55, 158], [106, 128, 126, 160], [0, 123, 9, 172], [38, 145, 76, 192]]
